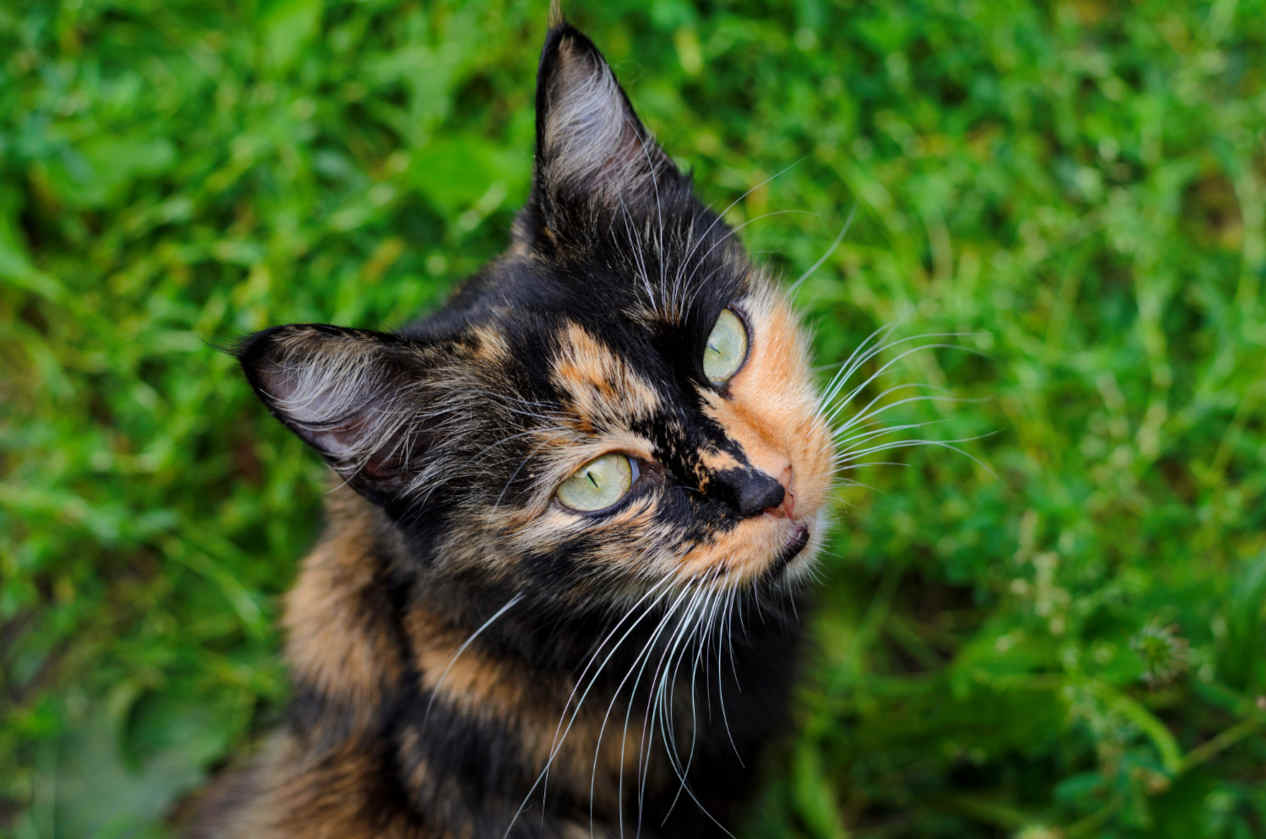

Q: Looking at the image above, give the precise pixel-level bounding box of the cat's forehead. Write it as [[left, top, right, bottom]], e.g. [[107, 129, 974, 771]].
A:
[[471, 292, 676, 428], [482, 258, 751, 396], [466, 266, 782, 445]]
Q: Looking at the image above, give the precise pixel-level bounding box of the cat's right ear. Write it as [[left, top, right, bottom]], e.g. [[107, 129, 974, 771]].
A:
[[531, 23, 677, 212], [237, 324, 446, 500]]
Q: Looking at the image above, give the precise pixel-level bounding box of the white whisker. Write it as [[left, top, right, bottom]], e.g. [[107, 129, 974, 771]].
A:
[[506, 577, 674, 837], [422, 593, 524, 722], [834, 436, 995, 474], [789, 203, 857, 294]]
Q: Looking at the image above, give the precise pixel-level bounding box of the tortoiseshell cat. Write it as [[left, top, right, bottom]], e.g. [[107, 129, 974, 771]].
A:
[[190, 16, 834, 839]]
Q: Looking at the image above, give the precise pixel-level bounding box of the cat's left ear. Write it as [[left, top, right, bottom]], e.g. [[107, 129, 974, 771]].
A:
[[532, 24, 678, 210], [237, 324, 459, 504]]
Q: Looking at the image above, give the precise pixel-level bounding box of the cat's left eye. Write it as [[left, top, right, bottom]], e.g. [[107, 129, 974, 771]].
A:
[[703, 308, 749, 385], [556, 453, 638, 513]]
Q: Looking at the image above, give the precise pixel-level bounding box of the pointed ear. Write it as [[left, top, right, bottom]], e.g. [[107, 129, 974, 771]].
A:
[[238, 325, 446, 499], [533, 24, 677, 208]]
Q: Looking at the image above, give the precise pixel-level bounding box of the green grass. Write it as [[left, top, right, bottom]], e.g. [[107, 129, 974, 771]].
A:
[[3, 1, 1265, 836]]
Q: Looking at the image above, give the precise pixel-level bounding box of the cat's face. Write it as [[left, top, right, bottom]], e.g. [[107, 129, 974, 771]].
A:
[[240, 25, 834, 609]]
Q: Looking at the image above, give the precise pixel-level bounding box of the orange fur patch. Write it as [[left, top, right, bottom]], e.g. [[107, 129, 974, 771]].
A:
[[552, 322, 661, 420], [201, 733, 420, 839], [695, 279, 835, 581], [404, 605, 647, 805], [469, 324, 511, 366], [283, 487, 401, 733]]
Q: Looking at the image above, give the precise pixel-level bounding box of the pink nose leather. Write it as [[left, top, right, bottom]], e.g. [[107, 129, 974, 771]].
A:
[[767, 465, 796, 518]]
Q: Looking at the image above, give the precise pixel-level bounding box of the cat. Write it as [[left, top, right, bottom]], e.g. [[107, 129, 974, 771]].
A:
[[187, 14, 835, 839]]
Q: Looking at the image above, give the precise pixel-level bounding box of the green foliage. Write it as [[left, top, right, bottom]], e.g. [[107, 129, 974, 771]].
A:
[[3, 1, 1265, 836]]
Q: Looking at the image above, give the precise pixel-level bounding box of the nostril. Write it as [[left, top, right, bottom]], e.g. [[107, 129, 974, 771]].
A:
[[737, 473, 785, 518], [779, 464, 796, 518]]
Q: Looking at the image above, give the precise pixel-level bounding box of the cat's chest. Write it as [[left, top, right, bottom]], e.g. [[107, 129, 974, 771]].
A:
[[390, 602, 806, 838]]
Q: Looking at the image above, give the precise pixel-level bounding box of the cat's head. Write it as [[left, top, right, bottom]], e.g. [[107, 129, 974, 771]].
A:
[[239, 23, 835, 610]]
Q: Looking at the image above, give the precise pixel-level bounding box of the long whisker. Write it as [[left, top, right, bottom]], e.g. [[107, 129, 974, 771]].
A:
[[595, 579, 699, 838], [833, 421, 943, 448], [833, 436, 996, 474], [789, 203, 857, 295], [671, 160, 804, 313], [505, 576, 674, 837], [826, 382, 941, 427], [422, 593, 524, 722], [677, 210, 817, 316], [715, 587, 744, 763], [643, 583, 735, 837], [636, 582, 712, 835], [834, 392, 983, 438], [619, 193, 657, 313], [634, 130, 669, 317], [821, 334, 978, 422], [817, 329, 959, 409], [663, 587, 724, 819], [813, 323, 899, 412], [636, 585, 701, 806]]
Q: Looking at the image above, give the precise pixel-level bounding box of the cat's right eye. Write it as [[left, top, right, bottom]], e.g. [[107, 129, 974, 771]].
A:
[[556, 453, 637, 513], [703, 308, 749, 385]]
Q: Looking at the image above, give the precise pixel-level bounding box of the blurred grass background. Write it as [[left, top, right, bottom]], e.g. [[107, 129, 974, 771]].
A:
[[3, 0, 1265, 836]]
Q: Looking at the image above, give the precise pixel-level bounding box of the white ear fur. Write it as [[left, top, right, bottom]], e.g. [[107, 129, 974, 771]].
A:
[[539, 32, 670, 202], [246, 328, 433, 492]]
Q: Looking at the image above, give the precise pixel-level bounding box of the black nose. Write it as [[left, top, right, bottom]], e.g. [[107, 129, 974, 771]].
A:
[[715, 468, 785, 518]]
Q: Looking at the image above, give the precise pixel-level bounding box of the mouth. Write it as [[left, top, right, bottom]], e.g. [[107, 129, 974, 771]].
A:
[[765, 520, 810, 580]]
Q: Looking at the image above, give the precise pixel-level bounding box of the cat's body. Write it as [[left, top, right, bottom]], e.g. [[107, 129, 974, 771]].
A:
[[189, 18, 834, 839], [189, 486, 806, 839]]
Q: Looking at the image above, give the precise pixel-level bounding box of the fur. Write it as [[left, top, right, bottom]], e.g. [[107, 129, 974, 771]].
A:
[[188, 19, 835, 839]]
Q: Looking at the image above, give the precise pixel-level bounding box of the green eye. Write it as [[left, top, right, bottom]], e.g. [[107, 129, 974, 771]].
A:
[[703, 308, 748, 384], [556, 453, 636, 512]]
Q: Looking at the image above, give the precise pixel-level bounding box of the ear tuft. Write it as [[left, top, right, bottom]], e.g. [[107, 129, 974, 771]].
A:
[[534, 24, 675, 206]]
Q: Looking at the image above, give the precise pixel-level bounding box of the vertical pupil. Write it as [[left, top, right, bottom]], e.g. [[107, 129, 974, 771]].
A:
[[587, 470, 600, 489]]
